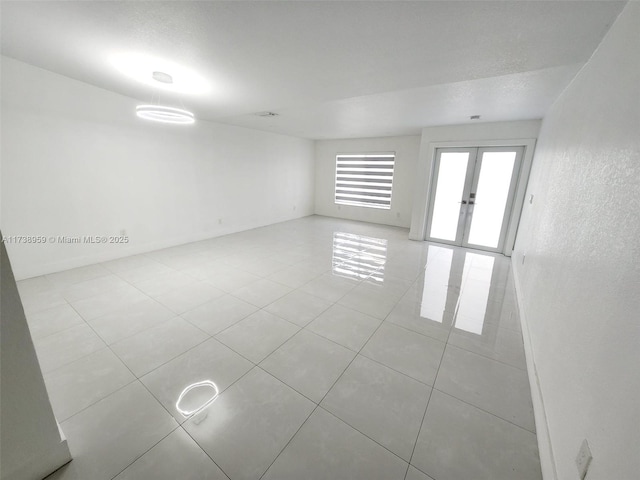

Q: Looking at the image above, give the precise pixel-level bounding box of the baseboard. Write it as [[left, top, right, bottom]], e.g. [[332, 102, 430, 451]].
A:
[[12, 212, 315, 280], [512, 264, 558, 480]]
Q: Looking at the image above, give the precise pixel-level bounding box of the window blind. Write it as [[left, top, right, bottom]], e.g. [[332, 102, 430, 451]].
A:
[[335, 153, 395, 209]]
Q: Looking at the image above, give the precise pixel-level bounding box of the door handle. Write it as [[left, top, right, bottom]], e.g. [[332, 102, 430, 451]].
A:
[[458, 200, 467, 205]]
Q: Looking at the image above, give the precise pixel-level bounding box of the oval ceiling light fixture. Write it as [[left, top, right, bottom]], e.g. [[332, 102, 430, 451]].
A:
[[135, 70, 196, 125], [136, 105, 195, 125], [111, 52, 209, 94]]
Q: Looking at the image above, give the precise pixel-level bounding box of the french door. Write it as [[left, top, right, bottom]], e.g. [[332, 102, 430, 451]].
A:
[[426, 146, 523, 253]]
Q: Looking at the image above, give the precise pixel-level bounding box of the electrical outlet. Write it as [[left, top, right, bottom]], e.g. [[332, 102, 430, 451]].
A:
[[218, 219, 222, 224], [120, 229, 126, 236], [576, 439, 592, 480], [293, 204, 297, 211], [396, 212, 400, 218]]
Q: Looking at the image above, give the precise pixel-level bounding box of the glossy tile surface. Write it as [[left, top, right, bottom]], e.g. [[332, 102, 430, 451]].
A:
[[435, 344, 535, 431], [264, 290, 332, 327], [261, 329, 356, 402], [262, 407, 408, 480], [49, 382, 177, 480], [215, 310, 299, 363], [412, 390, 541, 480], [231, 278, 292, 308], [184, 367, 314, 479], [181, 294, 258, 335], [360, 322, 445, 385], [44, 348, 135, 421], [405, 466, 435, 480], [111, 317, 209, 376], [321, 355, 431, 460], [307, 304, 381, 351], [26, 303, 84, 340], [88, 298, 175, 345], [19, 217, 541, 480], [154, 281, 225, 314], [141, 337, 252, 422], [33, 323, 106, 373], [113, 428, 228, 480]]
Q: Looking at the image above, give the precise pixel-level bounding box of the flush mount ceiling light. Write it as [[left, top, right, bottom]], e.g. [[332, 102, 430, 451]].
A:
[[111, 52, 209, 94], [136, 105, 195, 124]]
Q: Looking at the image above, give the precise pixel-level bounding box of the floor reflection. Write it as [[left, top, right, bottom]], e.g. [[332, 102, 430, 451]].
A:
[[420, 245, 453, 323], [176, 380, 219, 418], [419, 244, 510, 336], [455, 253, 495, 334], [332, 232, 388, 283]]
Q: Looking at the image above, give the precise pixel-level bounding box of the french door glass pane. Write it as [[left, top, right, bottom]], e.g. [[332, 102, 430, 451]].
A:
[[429, 152, 469, 241], [467, 152, 516, 248]]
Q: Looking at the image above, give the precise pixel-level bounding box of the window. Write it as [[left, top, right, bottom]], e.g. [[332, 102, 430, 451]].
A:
[[334, 153, 395, 209]]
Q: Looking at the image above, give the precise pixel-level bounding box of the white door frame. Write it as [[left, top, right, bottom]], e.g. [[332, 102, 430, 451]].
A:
[[412, 138, 536, 256]]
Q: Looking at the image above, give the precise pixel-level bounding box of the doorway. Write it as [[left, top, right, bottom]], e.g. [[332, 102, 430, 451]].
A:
[[426, 146, 524, 253]]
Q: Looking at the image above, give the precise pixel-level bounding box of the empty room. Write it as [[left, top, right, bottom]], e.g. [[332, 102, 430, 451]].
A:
[[1, 1, 638, 480]]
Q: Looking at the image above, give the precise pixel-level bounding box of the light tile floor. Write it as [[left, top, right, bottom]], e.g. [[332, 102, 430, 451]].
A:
[[18, 216, 542, 480]]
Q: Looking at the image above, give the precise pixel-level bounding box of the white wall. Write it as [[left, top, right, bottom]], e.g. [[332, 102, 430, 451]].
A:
[[314, 135, 421, 228], [1, 239, 72, 480], [512, 3, 640, 479], [1, 57, 315, 280], [409, 120, 541, 244]]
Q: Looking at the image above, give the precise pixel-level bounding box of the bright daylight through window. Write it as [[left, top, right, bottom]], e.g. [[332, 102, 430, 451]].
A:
[[335, 153, 395, 209]]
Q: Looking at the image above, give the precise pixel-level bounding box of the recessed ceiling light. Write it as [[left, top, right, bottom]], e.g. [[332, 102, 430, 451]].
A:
[[470, 115, 481, 120], [136, 105, 195, 125], [111, 52, 209, 94]]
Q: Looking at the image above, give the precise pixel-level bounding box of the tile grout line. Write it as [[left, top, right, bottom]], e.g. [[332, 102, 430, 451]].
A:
[[257, 295, 407, 479], [402, 251, 483, 479], [430, 384, 537, 435], [50, 301, 193, 480], [404, 293, 456, 480], [60, 297, 223, 429], [98, 261, 277, 479], [25, 219, 533, 480]]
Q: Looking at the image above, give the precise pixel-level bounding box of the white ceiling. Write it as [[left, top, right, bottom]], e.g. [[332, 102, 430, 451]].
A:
[[0, 1, 625, 139]]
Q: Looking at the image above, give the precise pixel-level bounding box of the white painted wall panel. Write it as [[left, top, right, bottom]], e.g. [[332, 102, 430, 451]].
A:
[[513, 3, 640, 479], [1, 240, 72, 480], [1, 57, 315, 279]]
